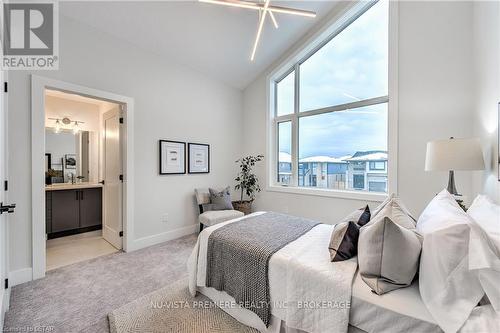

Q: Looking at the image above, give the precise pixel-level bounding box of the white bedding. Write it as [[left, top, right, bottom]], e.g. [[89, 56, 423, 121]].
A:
[[188, 212, 357, 333], [187, 212, 500, 333], [351, 271, 500, 333]]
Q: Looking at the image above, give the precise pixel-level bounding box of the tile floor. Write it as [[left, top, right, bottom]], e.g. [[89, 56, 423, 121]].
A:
[[46, 230, 119, 271]]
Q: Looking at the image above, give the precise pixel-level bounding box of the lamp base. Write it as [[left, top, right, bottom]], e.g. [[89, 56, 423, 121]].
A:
[[447, 170, 460, 196]]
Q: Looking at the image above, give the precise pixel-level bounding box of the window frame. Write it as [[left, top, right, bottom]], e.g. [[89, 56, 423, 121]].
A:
[[267, 0, 398, 202]]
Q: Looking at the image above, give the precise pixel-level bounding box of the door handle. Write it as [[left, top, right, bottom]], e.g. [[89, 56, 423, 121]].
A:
[[0, 202, 16, 214], [99, 180, 105, 185]]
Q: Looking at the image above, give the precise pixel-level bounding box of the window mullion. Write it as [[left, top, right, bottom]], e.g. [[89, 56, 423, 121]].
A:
[[292, 64, 300, 187]]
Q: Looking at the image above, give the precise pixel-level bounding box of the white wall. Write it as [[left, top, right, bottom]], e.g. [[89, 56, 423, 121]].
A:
[[243, 1, 475, 221], [45, 95, 101, 132], [8, 15, 243, 274], [472, 1, 500, 203]]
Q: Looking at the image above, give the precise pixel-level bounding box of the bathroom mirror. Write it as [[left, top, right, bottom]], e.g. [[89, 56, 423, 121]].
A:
[[45, 128, 97, 185]]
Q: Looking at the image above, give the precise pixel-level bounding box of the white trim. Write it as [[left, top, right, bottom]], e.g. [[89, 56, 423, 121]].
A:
[[267, 185, 386, 202], [387, 0, 399, 195], [266, 0, 398, 201], [8, 268, 32, 287], [129, 224, 199, 252], [0, 70, 9, 325], [31, 76, 135, 280]]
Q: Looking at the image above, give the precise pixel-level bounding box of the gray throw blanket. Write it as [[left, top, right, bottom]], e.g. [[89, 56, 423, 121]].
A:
[[206, 212, 321, 327]]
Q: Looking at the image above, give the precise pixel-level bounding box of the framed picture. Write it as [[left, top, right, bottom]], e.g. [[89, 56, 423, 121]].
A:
[[188, 143, 210, 174], [159, 140, 186, 175], [64, 154, 76, 169]]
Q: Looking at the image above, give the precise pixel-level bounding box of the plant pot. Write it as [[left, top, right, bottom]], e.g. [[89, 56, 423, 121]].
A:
[[232, 200, 252, 215]]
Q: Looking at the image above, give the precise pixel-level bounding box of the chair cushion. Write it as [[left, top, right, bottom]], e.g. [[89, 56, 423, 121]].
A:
[[199, 210, 244, 227]]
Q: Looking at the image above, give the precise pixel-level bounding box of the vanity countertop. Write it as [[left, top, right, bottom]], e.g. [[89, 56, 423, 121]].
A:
[[45, 183, 103, 191]]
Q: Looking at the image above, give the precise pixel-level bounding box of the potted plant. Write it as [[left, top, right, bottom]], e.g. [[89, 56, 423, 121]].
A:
[[233, 154, 264, 215]]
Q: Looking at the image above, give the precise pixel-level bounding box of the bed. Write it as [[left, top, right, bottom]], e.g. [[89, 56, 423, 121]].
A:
[[188, 212, 498, 333]]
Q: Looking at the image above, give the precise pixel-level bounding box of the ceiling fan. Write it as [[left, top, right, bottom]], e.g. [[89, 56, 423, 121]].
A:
[[199, 0, 316, 61]]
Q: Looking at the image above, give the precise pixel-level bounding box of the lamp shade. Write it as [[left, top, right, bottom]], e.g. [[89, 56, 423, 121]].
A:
[[425, 138, 485, 171]]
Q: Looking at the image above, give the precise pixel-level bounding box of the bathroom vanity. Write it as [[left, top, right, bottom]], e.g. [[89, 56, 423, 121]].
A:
[[45, 183, 103, 239]]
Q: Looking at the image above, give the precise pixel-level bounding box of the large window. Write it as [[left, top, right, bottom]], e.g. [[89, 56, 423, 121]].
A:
[[273, 1, 389, 195]]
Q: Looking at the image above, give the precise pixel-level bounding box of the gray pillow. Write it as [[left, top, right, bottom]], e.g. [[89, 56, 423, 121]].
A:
[[358, 198, 422, 295], [370, 194, 417, 223], [209, 187, 233, 210]]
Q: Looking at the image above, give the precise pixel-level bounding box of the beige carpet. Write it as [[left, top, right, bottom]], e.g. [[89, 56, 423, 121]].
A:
[[108, 279, 258, 333]]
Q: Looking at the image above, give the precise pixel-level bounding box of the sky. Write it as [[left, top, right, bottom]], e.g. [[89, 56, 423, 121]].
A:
[[277, 1, 389, 159]]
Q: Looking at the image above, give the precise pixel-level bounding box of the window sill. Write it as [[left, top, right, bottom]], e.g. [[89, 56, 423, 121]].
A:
[[266, 185, 387, 202]]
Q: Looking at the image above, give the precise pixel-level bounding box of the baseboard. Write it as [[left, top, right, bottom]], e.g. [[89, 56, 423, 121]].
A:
[[9, 268, 33, 287], [130, 224, 198, 252]]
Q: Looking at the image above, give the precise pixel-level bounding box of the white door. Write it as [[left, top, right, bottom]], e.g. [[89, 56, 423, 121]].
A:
[[0, 72, 10, 324], [102, 106, 123, 249]]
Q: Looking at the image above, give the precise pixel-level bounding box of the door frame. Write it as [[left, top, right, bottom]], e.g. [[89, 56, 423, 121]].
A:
[[31, 75, 135, 280], [0, 70, 10, 325]]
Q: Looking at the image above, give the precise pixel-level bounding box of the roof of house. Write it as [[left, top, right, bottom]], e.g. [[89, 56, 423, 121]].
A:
[[278, 152, 292, 163], [345, 152, 388, 161], [279, 151, 387, 163], [299, 156, 347, 163]]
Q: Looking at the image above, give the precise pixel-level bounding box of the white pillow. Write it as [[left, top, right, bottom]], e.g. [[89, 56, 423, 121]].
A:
[[417, 189, 484, 333], [467, 195, 500, 312], [468, 195, 500, 252]]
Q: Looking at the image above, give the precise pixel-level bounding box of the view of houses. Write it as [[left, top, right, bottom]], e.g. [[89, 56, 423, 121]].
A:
[[278, 151, 388, 193]]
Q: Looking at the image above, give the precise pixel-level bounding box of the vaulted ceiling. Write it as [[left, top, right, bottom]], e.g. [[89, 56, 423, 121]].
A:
[[60, 1, 339, 90]]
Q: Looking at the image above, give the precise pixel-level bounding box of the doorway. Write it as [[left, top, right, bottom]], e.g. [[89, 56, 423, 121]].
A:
[[44, 90, 123, 270], [32, 76, 134, 279]]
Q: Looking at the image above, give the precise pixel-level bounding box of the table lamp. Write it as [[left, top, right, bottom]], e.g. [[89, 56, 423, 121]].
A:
[[425, 137, 485, 195]]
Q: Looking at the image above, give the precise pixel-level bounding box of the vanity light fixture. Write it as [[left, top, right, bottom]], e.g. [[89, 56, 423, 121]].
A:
[[198, 0, 316, 61], [72, 121, 80, 135], [49, 117, 85, 134], [54, 119, 61, 134]]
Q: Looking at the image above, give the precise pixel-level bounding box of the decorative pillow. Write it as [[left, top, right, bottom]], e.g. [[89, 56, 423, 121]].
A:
[[370, 193, 394, 218], [416, 189, 484, 333], [358, 197, 422, 295], [329, 222, 360, 262], [467, 195, 500, 312], [365, 197, 416, 229], [357, 205, 371, 226], [370, 194, 416, 223], [209, 187, 233, 210], [468, 194, 500, 251], [329, 206, 372, 262]]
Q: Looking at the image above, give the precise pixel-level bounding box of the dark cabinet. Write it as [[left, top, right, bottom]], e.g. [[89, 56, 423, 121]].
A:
[[51, 189, 80, 233], [79, 188, 102, 228], [46, 187, 102, 238]]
